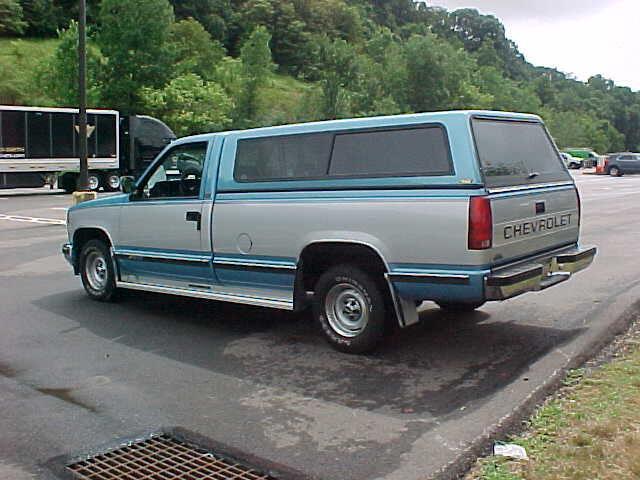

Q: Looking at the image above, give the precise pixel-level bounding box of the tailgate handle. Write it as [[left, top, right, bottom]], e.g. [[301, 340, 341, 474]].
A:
[[535, 201, 546, 214]]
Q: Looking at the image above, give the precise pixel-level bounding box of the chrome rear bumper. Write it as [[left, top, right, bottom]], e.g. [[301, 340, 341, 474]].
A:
[[485, 245, 597, 300]]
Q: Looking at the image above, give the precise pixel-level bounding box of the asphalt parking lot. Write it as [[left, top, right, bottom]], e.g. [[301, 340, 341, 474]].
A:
[[1, 171, 640, 480]]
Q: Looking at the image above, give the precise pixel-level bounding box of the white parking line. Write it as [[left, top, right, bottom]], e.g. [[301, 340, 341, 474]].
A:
[[0, 214, 66, 225], [50, 207, 69, 211]]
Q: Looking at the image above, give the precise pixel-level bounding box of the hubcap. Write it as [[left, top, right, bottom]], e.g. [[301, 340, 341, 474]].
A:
[[85, 250, 108, 291], [88, 175, 100, 190], [108, 175, 120, 189], [324, 283, 369, 338]]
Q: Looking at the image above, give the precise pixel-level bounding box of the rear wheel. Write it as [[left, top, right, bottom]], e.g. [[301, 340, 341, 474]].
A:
[[87, 174, 101, 191], [104, 173, 121, 192], [436, 301, 485, 313], [313, 265, 388, 354], [79, 239, 117, 301], [60, 172, 77, 193]]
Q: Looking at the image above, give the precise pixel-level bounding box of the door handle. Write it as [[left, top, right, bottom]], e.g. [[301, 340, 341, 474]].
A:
[[186, 211, 202, 231]]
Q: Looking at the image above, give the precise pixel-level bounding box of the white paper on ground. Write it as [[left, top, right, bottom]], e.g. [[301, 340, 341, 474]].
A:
[[493, 442, 528, 460]]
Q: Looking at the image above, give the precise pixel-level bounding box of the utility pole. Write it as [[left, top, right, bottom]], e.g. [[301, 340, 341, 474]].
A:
[[76, 0, 89, 192]]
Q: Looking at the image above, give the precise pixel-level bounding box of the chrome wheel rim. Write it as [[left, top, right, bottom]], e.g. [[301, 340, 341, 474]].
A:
[[88, 175, 100, 190], [107, 175, 120, 189], [85, 250, 108, 291], [324, 283, 369, 338], [611, 168, 619, 176]]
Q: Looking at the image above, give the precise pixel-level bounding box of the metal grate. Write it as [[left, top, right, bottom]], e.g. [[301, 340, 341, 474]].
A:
[[66, 434, 277, 480]]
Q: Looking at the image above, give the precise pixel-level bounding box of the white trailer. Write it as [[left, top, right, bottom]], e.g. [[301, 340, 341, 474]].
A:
[[0, 105, 121, 191]]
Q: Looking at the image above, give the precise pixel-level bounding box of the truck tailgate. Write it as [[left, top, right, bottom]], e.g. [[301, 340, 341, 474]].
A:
[[490, 186, 580, 264]]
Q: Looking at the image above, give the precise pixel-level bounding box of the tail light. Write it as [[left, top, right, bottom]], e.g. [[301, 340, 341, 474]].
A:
[[575, 187, 582, 228], [468, 196, 493, 250]]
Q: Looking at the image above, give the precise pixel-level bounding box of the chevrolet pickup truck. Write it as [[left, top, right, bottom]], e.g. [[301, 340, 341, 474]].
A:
[[63, 111, 596, 353]]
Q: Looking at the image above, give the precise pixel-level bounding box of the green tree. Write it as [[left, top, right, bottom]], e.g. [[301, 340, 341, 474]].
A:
[[97, 0, 174, 113], [142, 73, 233, 135], [19, 0, 59, 36], [234, 26, 275, 127], [172, 0, 234, 44], [404, 33, 485, 112], [314, 37, 359, 119], [169, 17, 225, 81], [239, 0, 308, 74], [37, 21, 102, 106], [0, 0, 26, 35]]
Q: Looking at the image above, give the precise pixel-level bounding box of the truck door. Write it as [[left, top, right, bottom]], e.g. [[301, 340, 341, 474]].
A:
[[116, 141, 213, 288]]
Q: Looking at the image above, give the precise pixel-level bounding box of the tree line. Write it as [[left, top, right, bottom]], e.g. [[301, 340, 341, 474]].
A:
[[1, 0, 639, 153]]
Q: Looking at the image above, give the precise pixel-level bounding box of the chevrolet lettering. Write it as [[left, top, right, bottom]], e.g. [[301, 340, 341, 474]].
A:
[[504, 213, 573, 240], [62, 111, 597, 354]]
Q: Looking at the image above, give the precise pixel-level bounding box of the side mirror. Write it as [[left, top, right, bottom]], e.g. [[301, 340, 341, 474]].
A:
[[120, 176, 136, 194]]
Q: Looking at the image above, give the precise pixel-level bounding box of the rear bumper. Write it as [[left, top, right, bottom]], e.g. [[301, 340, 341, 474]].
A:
[[485, 245, 597, 300]]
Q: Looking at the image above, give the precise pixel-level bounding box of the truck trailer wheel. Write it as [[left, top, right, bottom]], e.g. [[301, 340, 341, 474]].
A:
[[79, 239, 117, 301], [313, 264, 387, 354], [88, 174, 101, 191], [104, 173, 121, 192], [60, 173, 77, 193]]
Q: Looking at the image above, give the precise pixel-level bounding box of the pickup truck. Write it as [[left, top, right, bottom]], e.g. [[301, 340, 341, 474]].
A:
[[62, 111, 596, 353]]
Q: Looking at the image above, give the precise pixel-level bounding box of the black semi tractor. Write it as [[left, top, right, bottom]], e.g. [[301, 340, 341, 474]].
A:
[[0, 105, 176, 191]]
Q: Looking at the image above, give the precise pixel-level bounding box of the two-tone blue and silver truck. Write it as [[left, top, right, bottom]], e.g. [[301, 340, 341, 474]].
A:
[[62, 111, 596, 353]]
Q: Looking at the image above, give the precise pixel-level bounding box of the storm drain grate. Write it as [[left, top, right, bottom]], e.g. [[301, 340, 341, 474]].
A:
[[66, 434, 277, 480]]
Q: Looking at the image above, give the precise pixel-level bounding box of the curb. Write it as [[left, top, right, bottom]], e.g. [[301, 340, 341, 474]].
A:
[[434, 297, 640, 480]]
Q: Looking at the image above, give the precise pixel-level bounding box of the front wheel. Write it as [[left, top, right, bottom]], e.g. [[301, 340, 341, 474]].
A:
[[79, 239, 117, 301], [609, 166, 622, 177], [313, 265, 388, 354], [436, 301, 485, 313]]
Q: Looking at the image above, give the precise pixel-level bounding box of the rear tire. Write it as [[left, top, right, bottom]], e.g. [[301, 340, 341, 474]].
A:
[[79, 239, 117, 302], [60, 173, 77, 193], [313, 265, 388, 354], [88, 174, 101, 191], [104, 173, 121, 192], [436, 301, 485, 313]]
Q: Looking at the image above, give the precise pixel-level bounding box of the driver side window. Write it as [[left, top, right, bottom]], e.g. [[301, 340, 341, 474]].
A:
[[141, 142, 207, 199]]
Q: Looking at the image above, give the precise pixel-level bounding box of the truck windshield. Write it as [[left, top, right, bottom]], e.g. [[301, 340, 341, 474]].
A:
[[472, 119, 571, 188]]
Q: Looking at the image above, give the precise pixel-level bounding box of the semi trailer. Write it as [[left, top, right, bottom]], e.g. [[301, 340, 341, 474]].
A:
[[0, 105, 176, 191]]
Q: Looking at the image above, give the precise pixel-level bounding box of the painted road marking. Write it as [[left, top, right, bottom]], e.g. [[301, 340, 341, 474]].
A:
[[50, 207, 69, 211], [0, 214, 65, 225]]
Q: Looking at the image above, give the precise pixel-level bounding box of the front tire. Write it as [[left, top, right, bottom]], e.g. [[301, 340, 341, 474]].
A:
[[609, 166, 622, 177], [79, 239, 117, 301], [313, 265, 388, 354]]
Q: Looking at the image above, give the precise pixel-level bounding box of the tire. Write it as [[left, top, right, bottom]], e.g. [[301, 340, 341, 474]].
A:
[[313, 265, 388, 354], [569, 162, 580, 170], [436, 301, 485, 313], [60, 173, 77, 194], [609, 166, 622, 177], [88, 174, 101, 191], [79, 239, 117, 301], [104, 173, 121, 192]]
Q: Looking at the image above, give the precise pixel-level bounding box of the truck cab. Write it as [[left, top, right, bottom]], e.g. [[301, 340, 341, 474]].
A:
[[62, 111, 596, 353]]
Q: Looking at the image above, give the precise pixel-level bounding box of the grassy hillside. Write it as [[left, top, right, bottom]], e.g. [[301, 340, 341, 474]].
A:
[[0, 38, 60, 105], [0, 37, 312, 129]]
